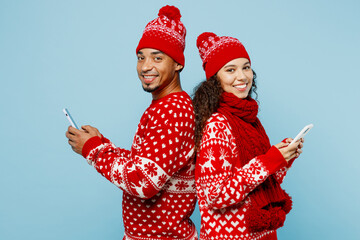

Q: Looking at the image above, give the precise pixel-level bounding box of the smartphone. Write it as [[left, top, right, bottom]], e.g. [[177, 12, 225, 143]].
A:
[[63, 108, 79, 129], [289, 124, 314, 145]]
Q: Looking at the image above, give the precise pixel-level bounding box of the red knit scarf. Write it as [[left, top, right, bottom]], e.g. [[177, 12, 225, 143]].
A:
[[217, 92, 292, 232]]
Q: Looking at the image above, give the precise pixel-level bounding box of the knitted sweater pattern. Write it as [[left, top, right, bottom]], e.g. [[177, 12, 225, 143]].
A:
[[195, 113, 291, 240], [82, 92, 197, 240]]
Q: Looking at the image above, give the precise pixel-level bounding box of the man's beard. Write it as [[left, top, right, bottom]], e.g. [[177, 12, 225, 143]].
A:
[[142, 84, 159, 93]]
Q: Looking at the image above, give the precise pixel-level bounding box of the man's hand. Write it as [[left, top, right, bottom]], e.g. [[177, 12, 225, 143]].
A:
[[65, 125, 102, 155]]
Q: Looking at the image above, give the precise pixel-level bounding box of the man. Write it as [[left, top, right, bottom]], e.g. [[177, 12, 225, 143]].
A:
[[65, 5, 198, 240]]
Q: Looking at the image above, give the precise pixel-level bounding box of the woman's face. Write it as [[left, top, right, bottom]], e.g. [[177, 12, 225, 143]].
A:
[[217, 58, 253, 99]]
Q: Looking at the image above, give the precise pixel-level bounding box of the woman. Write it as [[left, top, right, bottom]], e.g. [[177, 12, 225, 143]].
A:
[[193, 32, 304, 240]]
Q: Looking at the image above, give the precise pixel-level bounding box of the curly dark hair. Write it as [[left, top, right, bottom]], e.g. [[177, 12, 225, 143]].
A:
[[192, 70, 258, 151]]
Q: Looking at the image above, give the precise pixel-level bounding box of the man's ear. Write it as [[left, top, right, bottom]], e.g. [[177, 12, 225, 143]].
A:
[[175, 63, 184, 72]]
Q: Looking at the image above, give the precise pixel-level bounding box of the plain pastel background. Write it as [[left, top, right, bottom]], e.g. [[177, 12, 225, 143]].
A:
[[1, 0, 359, 239]]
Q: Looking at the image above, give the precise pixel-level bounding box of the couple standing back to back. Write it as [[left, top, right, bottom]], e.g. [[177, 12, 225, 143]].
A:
[[65, 5, 304, 240]]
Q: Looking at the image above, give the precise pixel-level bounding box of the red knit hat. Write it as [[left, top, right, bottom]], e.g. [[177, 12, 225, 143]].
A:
[[136, 5, 186, 66], [196, 32, 251, 79]]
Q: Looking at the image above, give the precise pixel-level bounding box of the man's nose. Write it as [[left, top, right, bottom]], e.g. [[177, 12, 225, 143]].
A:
[[141, 58, 154, 72]]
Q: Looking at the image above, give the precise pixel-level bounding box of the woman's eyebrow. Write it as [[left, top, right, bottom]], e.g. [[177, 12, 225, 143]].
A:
[[224, 64, 237, 68]]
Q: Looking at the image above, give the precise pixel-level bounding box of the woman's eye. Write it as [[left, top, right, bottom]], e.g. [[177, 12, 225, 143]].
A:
[[244, 66, 251, 70], [226, 68, 235, 72]]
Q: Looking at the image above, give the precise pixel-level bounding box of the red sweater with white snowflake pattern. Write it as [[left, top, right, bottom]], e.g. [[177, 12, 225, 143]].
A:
[[196, 113, 292, 240], [82, 92, 198, 240]]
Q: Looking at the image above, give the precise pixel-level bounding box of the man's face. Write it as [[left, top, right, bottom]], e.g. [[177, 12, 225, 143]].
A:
[[136, 48, 183, 94]]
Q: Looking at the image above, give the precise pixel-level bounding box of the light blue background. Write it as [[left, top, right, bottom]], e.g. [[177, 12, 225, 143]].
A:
[[1, 0, 359, 239]]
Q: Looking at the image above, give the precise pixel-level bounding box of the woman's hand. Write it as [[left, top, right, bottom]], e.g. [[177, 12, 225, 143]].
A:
[[274, 138, 304, 162]]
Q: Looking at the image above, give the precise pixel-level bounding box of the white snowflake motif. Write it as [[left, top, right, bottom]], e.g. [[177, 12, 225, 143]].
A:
[[207, 124, 217, 139], [199, 149, 215, 173], [219, 148, 231, 170]]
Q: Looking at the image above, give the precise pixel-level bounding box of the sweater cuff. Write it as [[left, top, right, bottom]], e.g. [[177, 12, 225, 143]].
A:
[[261, 146, 287, 175], [101, 134, 111, 144], [82, 136, 103, 158], [286, 157, 296, 168]]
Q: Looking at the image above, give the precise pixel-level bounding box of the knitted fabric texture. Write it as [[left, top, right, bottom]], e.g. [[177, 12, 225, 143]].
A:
[[196, 32, 250, 79], [217, 92, 292, 232], [136, 5, 186, 66], [82, 92, 198, 240], [195, 94, 295, 239]]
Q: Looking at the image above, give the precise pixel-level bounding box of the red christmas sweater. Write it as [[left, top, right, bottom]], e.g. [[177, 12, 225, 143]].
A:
[[82, 92, 198, 240], [195, 113, 293, 240]]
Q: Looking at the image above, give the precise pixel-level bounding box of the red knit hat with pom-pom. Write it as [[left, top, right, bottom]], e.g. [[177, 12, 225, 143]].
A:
[[197, 32, 250, 79], [136, 5, 186, 66]]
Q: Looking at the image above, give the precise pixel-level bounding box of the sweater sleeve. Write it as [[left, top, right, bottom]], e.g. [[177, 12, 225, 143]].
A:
[[82, 101, 194, 199], [196, 115, 287, 209], [272, 138, 296, 184], [273, 157, 295, 184]]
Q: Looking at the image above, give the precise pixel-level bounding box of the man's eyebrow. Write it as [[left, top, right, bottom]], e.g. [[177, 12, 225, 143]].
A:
[[150, 51, 164, 55], [137, 50, 164, 55]]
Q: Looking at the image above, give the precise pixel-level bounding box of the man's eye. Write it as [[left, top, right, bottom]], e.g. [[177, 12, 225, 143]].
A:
[[137, 56, 144, 61], [155, 57, 162, 61]]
